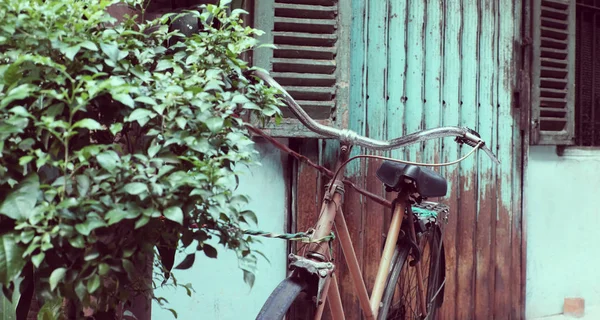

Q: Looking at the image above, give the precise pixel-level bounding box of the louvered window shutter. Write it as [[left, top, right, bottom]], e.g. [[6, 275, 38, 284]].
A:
[[253, 0, 349, 137], [530, 0, 576, 145]]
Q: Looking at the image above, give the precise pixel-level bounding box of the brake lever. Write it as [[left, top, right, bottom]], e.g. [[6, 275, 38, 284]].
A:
[[480, 145, 500, 164], [454, 128, 500, 164]]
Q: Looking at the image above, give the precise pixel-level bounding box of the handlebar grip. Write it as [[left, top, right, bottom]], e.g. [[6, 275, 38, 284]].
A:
[[455, 128, 500, 164], [464, 127, 481, 139]]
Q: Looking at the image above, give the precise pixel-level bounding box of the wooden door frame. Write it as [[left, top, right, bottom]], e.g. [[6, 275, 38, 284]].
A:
[[519, 1, 532, 319]]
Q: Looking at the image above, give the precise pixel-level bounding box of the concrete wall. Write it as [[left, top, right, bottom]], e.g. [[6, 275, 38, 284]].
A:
[[153, 141, 288, 320], [526, 146, 600, 319]]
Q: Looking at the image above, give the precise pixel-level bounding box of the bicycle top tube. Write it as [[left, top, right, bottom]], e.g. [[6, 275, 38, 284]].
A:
[[251, 70, 499, 164]]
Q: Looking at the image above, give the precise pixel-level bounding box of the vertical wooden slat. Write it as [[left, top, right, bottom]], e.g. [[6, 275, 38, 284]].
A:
[[253, 0, 274, 72], [515, 1, 527, 318], [405, 0, 426, 162], [386, 0, 407, 163], [340, 0, 368, 318], [439, 0, 462, 319], [290, 139, 320, 319], [520, 0, 531, 317], [424, 0, 444, 166], [364, 0, 388, 300], [382, 0, 409, 239], [508, 0, 523, 318], [456, 1, 479, 319], [423, 2, 444, 317], [475, 1, 498, 319], [495, 0, 516, 317]]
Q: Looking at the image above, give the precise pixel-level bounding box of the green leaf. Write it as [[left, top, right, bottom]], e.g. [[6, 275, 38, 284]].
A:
[[123, 182, 148, 195], [203, 244, 217, 258], [87, 274, 101, 294], [19, 155, 34, 166], [185, 54, 199, 65], [147, 144, 160, 158], [37, 297, 63, 320], [100, 42, 122, 62], [181, 230, 194, 248], [122, 259, 135, 280], [175, 117, 187, 129], [182, 283, 194, 297], [49, 268, 66, 291], [0, 233, 26, 284], [80, 40, 98, 51], [122, 310, 138, 320], [241, 210, 258, 225], [10, 106, 31, 117], [134, 96, 157, 106], [72, 118, 103, 130], [174, 253, 195, 270], [4, 61, 22, 87], [75, 214, 107, 236], [127, 108, 155, 126], [31, 252, 45, 268], [0, 174, 39, 220], [98, 263, 110, 276], [69, 236, 85, 249], [105, 208, 126, 225], [110, 123, 123, 135], [96, 151, 120, 172], [84, 248, 100, 261], [155, 60, 172, 71], [63, 45, 81, 61], [75, 175, 90, 197], [166, 308, 178, 319], [163, 207, 183, 225], [74, 281, 86, 301], [243, 269, 255, 288], [254, 250, 271, 264], [112, 93, 135, 108], [134, 216, 150, 229], [205, 117, 224, 133]]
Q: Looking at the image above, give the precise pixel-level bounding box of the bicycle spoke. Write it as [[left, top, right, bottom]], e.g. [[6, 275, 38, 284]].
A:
[[385, 228, 441, 320]]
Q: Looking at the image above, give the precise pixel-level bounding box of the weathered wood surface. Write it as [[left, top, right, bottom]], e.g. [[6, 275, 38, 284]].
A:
[[288, 0, 524, 319]]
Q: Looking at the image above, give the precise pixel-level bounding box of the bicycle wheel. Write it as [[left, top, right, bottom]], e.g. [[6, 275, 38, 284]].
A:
[[378, 225, 445, 320], [256, 276, 308, 320]]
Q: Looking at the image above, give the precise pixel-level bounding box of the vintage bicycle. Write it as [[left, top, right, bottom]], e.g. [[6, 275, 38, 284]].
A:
[[250, 70, 498, 320]]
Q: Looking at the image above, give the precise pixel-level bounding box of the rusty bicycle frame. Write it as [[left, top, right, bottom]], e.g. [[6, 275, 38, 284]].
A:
[[290, 144, 428, 320], [251, 70, 497, 320]]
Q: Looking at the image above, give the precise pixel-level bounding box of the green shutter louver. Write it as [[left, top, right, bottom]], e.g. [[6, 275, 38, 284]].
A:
[[254, 0, 349, 137], [531, 0, 576, 145]]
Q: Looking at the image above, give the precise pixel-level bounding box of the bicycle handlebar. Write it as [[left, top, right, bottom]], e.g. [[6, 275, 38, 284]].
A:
[[251, 70, 500, 164]]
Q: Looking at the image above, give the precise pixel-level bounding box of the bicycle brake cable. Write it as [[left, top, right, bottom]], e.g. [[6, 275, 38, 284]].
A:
[[327, 142, 484, 198]]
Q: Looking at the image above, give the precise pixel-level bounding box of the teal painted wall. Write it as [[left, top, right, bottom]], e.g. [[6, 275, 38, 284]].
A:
[[334, 0, 525, 318], [526, 147, 600, 319], [153, 141, 289, 320]]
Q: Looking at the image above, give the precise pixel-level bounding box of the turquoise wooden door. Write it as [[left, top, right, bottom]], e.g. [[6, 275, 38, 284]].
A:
[[293, 0, 525, 319]]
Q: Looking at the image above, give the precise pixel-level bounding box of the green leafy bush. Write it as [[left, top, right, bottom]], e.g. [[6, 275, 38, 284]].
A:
[[0, 0, 280, 317]]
